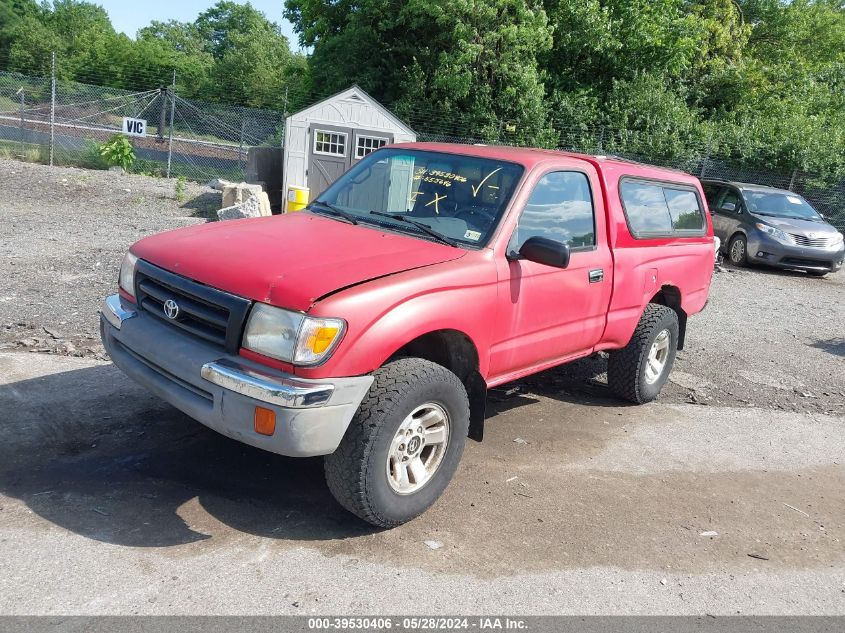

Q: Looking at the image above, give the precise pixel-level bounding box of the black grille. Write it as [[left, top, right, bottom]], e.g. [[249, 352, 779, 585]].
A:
[[134, 259, 252, 353], [780, 257, 832, 269]]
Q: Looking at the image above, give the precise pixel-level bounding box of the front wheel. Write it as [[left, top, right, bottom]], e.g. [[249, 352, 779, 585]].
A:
[[607, 304, 679, 404], [728, 234, 747, 266], [324, 358, 470, 528]]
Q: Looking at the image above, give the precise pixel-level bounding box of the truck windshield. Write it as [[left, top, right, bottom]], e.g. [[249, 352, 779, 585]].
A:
[[742, 189, 822, 221], [312, 149, 524, 247]]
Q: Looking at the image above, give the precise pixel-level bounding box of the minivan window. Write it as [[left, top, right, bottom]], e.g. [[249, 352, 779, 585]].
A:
[[742, 189, 822, 221], [718, 190, 741, 212], [314, 149, 524, 247], [512, 171, 596, 251], [702, 183, 722, 207], [620, 179, 706, 238]]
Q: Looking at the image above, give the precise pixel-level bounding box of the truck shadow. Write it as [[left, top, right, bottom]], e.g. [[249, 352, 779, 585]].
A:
[[810, 337, 845, 358], [0, 357, 621, 550], [0, 363, 376, 548]]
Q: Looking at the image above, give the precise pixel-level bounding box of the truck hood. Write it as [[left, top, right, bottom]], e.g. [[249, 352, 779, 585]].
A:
[[131, 213, 465, 311]]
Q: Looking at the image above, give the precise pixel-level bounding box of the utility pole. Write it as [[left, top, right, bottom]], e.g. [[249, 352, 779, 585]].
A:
[[166, 70, 176, 178], [49, 52, 56, 167]]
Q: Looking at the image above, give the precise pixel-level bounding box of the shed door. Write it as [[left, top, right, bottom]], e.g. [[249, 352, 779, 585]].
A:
[[308, 124, 353, 199]]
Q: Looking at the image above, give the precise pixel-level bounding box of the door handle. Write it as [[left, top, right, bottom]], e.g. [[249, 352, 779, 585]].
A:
[[589, 268, 604, 283]]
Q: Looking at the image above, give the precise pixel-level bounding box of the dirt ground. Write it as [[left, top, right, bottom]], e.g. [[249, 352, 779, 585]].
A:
[[1, 159, 844, 615]]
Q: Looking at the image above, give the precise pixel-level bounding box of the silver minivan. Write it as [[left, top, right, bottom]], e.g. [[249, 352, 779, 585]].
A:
[[702, 180, 844, 276]]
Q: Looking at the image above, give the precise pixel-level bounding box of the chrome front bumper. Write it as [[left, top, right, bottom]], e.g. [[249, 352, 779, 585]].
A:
[[201, 359, 334, 409], [100, 294, 373, 457]]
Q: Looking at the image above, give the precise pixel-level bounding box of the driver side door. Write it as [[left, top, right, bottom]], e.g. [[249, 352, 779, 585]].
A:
[[488, 169, 614, 383], [712, 188, 744, 242]]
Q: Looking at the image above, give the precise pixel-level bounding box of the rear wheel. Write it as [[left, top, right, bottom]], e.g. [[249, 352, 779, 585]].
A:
[[324, 358, 469, 528], [807, 270, 828, 277], [728, 234, 747, 266], [608, 304, 679, 404]]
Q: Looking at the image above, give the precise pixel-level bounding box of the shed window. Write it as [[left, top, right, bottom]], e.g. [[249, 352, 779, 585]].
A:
[[356, 135, 388, 159], [314, 131, 346, 156]]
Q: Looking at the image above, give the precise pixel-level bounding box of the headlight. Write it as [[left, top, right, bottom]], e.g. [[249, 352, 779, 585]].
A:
[[242, 303, 346, 366], [755, 223, 792, 244], [119, 252, 138, 297], [833, 232, 844, 246]]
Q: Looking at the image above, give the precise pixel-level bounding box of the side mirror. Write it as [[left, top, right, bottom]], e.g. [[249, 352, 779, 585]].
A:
[[721, 202, 737, 213], [518, 236, 571, 269]]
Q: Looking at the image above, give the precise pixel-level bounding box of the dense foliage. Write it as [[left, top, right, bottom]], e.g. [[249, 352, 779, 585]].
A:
[[2, 0, 844, 177], [0, 0, 309, 110]]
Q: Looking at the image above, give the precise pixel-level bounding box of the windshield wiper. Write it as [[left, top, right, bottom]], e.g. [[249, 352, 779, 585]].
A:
[[369, 211, 458, 247], [307, 200, 359, 225]]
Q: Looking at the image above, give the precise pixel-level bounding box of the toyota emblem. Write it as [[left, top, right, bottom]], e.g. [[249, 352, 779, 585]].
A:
[[163, 299, 180, 320]]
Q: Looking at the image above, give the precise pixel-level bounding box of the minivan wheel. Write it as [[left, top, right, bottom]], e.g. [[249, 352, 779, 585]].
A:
[[607, 304, 679, 404], [324, 358, 469, 528], [728, 235, 747, 266]]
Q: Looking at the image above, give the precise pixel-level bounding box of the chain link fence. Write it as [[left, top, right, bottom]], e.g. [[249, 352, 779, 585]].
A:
[[1, 59, 843, 231], [0, 66, 283, 183]]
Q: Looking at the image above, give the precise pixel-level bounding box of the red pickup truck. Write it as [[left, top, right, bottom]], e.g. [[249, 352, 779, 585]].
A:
[[101, 143, 714, 527]]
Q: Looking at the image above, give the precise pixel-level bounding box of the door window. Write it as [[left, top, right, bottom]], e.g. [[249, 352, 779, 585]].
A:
[[702, 184, 722, 208], [512, 171, 596, 253], [717, 189, 741, 213], [314, 130, 347, 157], [356, 135, 388, 159]]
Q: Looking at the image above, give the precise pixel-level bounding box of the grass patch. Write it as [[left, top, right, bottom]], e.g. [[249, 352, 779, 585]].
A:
[[0, 139, 41, 162]]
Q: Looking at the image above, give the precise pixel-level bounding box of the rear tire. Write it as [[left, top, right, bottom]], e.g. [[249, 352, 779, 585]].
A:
[[807, 270, 828, 277], [608, 304, 679, 404], [728, 234, 747, 266], [324, 358, 470, 528]]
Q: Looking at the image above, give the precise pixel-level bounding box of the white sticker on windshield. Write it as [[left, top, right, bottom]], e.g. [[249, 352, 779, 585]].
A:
[[464, 230, 482, 241], [787, 196, 802, 204]]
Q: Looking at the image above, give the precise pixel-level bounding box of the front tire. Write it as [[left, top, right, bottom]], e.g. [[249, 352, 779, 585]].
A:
[[607, 304, 679, 404], [324, 358, 470, 528], [728, 234, 748, 266]]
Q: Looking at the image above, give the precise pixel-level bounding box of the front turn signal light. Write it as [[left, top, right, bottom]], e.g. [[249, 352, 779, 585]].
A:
[[293, 318, 346, 365], [254, 407, 276, 436]]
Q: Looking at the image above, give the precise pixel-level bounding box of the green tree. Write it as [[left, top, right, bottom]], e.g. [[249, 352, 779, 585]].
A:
[[286, 0, 553, 143]]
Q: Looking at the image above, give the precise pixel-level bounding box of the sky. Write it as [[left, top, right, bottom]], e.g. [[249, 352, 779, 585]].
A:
[[96, 0, 300, 47]]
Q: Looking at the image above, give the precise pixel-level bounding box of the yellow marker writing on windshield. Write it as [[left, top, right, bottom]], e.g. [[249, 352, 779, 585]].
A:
[[472, 168, 503, 198], [425, 192, 447, 214]]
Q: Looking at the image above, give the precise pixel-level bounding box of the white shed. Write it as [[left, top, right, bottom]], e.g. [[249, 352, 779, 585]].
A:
[[282, 85, 417, 203]]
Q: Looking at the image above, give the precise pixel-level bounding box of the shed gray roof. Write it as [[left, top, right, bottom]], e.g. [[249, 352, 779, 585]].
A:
[[288, 84, 415, 136]]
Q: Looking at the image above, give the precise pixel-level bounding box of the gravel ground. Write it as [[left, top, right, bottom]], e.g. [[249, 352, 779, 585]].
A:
[[2, 157, 843, 416], [1, 158, 844, 615], [0, 158, 218, 358]]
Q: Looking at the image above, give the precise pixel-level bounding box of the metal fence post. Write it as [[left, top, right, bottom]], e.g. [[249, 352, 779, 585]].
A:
[[166, 70, 176, 178], [238, 119, 245, 171], [49, 52, 56, 167], [17, 87, 24, 156], [788, 168, 798, 191]]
